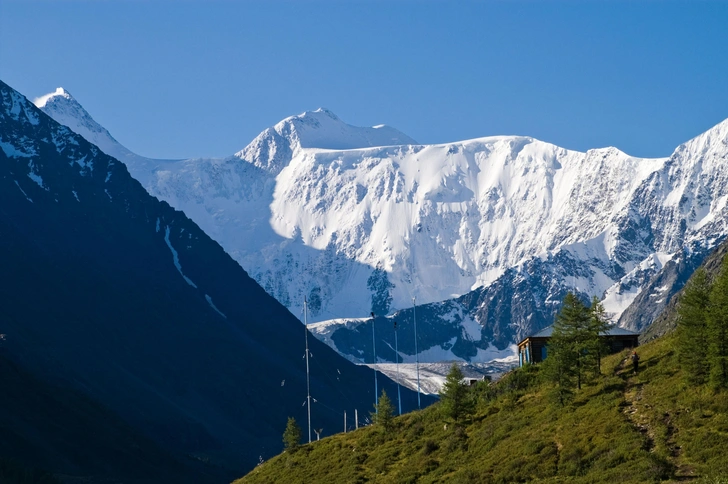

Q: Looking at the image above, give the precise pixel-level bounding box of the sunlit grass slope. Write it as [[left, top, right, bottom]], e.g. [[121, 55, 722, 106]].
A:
[[236, 335, 728, 483]]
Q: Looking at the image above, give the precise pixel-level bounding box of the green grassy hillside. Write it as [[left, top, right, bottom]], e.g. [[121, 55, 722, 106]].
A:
[[236, 334, 728, 483]]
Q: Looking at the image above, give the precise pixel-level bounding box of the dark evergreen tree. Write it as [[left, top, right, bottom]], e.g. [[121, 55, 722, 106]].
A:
[[440, 363, 473, 422], [371, 390, 395, 433], [541, 320, 578, 406], [709, 258, 728, 389], [282, 417, 302, 452], [587, 296, 611, 377], [542, 292, 603, 405], [677, 267, 711, 386]]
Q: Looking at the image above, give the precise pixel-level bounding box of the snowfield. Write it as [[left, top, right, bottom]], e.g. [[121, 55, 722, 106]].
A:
[[37, 87, 728, 374]]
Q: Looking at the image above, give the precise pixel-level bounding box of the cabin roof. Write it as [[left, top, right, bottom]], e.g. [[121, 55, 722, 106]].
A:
[[526, 324, 640, 339]]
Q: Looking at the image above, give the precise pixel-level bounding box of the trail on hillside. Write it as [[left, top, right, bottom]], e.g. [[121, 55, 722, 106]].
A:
[[616, 355, 696, 481]]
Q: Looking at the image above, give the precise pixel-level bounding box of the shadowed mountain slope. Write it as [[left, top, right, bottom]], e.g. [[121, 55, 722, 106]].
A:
[[0, 80, 429, 482]]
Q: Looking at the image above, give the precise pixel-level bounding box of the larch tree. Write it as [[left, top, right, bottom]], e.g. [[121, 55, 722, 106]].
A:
[[541, 323, 578, 406], [440, 363, 474, 423], [677, 267, 711, 386], [542, 292, 603, 405], [587, 296, 611, 377], [709, 258, 728, 389], [371, 390, 395, 433], [282, 417, 302, 452]]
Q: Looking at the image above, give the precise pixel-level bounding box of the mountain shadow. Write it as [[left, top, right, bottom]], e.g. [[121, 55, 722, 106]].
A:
[[0, 80, 431, 482]]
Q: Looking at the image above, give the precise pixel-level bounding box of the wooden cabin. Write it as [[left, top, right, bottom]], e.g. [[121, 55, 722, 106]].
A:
[[517, 325, 640, 366]]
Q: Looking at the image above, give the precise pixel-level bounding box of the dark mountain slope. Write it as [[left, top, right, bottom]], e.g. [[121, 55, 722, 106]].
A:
[[0, 351, 201, 483], [640, 237, 728, 342], [0, 80, 428, 481]]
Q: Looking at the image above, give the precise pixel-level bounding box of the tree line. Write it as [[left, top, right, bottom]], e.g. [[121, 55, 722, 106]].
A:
[[676, 256, 728, 389]]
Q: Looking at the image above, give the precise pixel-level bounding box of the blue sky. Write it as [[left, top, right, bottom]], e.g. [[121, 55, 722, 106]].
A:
[[1, 1, 727, 159]]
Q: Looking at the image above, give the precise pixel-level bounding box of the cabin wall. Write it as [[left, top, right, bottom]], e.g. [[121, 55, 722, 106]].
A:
[[518, 335, 639, 366]]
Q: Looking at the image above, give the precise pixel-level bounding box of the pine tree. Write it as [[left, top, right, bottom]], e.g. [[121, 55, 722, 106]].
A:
[[371, 390, 395, 433], [709, 259, 728, 389], [440, 363, 473, 422], [677, 267, 711, 386], [282, 417, 302, 452]]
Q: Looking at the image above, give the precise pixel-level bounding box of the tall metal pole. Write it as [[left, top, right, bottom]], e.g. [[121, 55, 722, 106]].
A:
[[304, 297, 311, 443], [371, 312, 378, 411], [394, 320, 402, 415], [413, 296, 421, 409]]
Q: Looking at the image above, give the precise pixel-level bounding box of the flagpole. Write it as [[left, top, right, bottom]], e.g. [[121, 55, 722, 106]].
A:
[[304, 297, 311, 443], [394, 320, 402, 415], [371, 312, 378, 411], [413, 296, 421, 409]]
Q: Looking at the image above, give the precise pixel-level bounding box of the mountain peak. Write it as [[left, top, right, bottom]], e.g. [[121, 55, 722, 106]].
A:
[[33, 87, 75, 108], [310, 107, 339, 119], [235, 108, 418, 174], [274, 107, 418, 150], [35, 87, 137, 163]]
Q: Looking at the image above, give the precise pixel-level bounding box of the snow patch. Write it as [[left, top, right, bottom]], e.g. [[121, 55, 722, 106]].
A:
[[14, 181, 32, 203], [602, 283, 641, 319], [205, 294, 227, 319], [461, 315, 482, 341], [27, 160, 45, 189], [164, 226, 197, 288], [28, 172, 43, 188], [0, 140, 35, 158]]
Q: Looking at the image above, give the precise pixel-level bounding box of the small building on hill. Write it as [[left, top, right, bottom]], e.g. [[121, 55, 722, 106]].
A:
[[517, 325, 640, 367]]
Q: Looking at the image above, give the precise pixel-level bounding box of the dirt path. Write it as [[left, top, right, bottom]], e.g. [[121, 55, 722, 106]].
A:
[[618, 357, 655, 453], [616, 356, 697, 481]]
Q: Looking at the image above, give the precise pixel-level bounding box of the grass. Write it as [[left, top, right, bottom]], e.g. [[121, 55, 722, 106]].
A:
[[235, 334, 728, 483]]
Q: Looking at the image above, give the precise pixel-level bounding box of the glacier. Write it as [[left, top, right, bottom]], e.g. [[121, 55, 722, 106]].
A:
[[35, 87, 728, 366]]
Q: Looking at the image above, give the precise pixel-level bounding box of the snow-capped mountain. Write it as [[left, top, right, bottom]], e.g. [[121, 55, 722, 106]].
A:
[[36, 87, 728, 364]]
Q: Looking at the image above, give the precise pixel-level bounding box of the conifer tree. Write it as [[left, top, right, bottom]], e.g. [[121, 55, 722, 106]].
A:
[[542, 292, 597, 404], [677, 267, 711, 386], [587, 296, 611, 377], [371, 390, 395, 433], [440, 363, 473, 422], [560, 293, 591, 388], [282, 417, 302, 452], [709, 258, 728, 389], [541, 326, 577, 406]]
